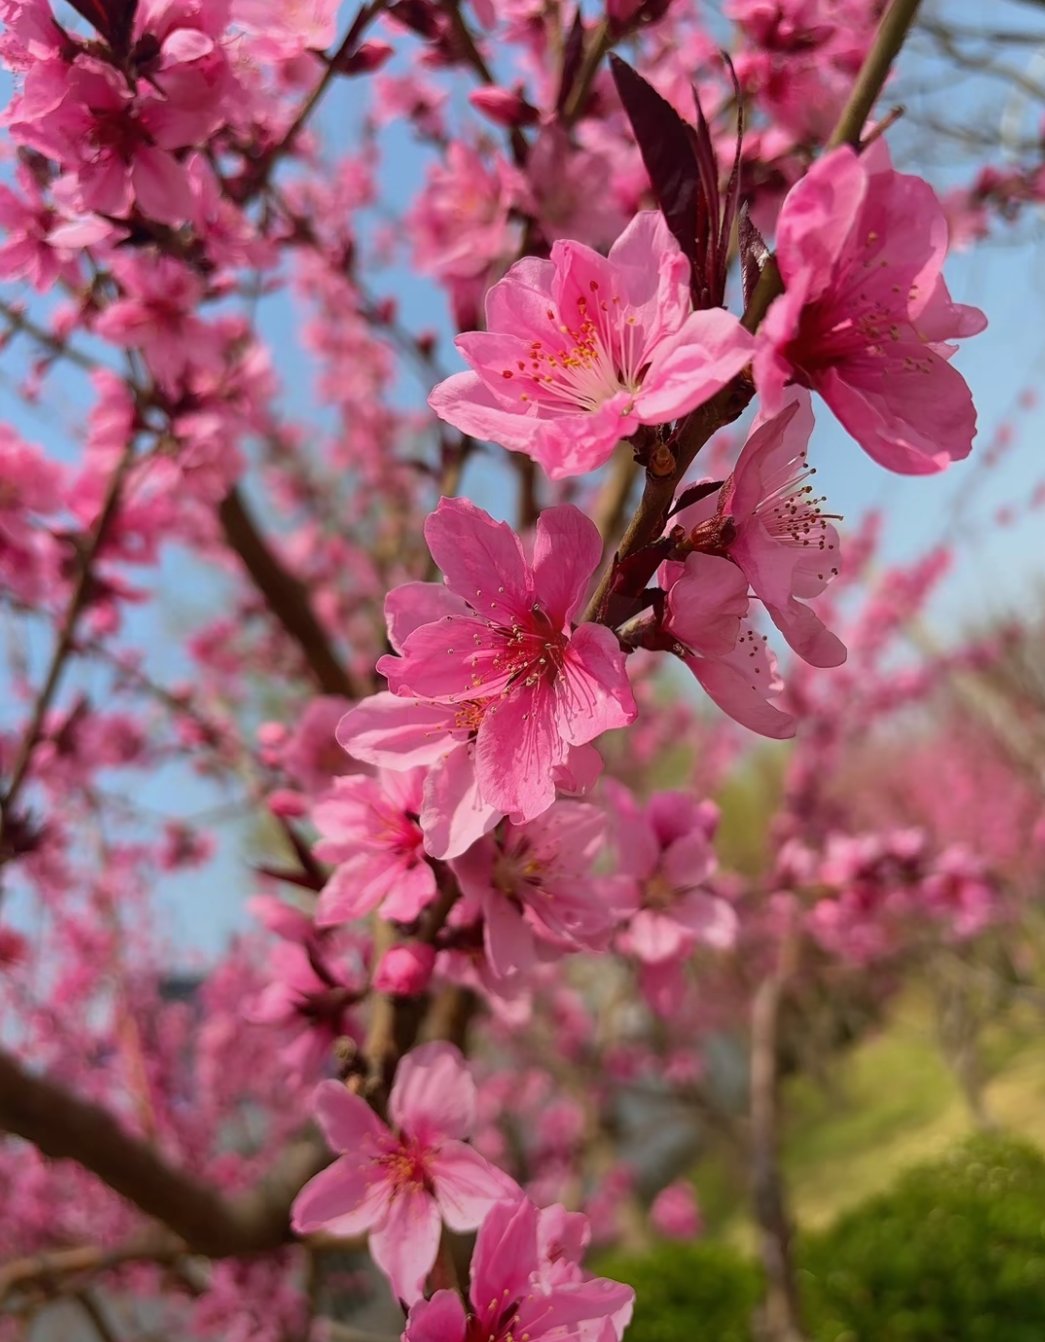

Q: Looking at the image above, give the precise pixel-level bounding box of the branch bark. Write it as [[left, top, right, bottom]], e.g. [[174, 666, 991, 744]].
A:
[[0, 1047, 327, 1259], [750, 954, 806, 1342], [218, 487, 363, 699]]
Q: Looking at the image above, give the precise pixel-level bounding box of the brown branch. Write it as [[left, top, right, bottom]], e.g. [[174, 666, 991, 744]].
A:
[[76, 1291, 122, 1342], [1, 439, 137, 852], [749, 945, 806, 1342], [592, 447, 639, 549], [218, 487, 363, 699], [0, 1047, 327, 1259], [243, 1, 390, 197], [0, 1237, 185, 1305]]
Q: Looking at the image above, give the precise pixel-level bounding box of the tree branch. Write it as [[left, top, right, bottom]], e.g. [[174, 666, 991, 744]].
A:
[[1, 439, 137, 857], [218, 487, 363, 699], [0, 1047, 327, 1259]]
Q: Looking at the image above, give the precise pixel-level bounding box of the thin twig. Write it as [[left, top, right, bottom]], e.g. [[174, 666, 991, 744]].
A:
[[1, 439, 137, 851], [218, 487, 364, 699]]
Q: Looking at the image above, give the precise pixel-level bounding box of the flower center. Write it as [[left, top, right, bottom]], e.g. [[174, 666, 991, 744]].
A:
[[499, 282, 647, 413]]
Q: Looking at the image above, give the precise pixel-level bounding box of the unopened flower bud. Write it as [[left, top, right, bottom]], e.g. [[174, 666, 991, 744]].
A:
[[332, 40, 395, 75], [468, 86, 539, 128], [373, 942, 436, 997]]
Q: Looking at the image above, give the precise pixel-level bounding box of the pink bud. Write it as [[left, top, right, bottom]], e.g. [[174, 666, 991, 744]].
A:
[[258, 721, 288, 747], [373, 942, 436, 996], [267, 788, 309, 818], [650, 1182, 702, 1240], [333, 40, 395, 75], [468, 86, 539, 128], [0, 927, 28, 969]]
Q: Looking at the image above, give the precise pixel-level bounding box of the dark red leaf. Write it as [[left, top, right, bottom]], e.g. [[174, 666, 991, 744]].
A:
[[556, 8, 586, 115], [667, 478, 724, 518], [610, 53, 701, 277]]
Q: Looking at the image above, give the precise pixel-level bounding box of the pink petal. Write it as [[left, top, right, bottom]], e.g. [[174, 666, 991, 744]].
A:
[[312, 1078, 388, 1152], [380, 858, 438, 923], [684, 645, 796, 740], [404, 1290, 468, 1342], [421, 745, 501, 861], [316, 851, 403, 925], [369, 1187, 442, 1305], [424, 496, 532, 623], [390, 1042, 476, 1143], [380, 616, 513, 702], [554, 624, 637, 745], [483, 888, 538, 979], [428, 370, 543, 456], [291, 1154, 390, 1237], [430, 1138, 518, 1231], [386, 582, 471, 652], [666, 553, 749, 658], [337, 693, 457, 769], [474, 686, 561, 821], [637, 308, 755, 423], [532, 505, 602, 626], [817, 352, 976, 475], [775, 145, 868, 301]]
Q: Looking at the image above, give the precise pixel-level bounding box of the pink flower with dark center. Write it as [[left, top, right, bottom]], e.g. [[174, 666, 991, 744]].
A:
[[755, 145, 987, 474], [673, 393, 845, 668], [403, 1196, 633, 1342], [377, 498, 636, 823], [291, 1043, 517, 1304], [609, 784, 736, 965], [452, 802, 636, 980], [312, 768, 437, 927], [429, 212, 754, 479]]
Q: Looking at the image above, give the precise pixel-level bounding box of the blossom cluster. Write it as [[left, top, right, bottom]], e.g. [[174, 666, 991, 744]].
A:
[[0, 0, 1023, 1337]]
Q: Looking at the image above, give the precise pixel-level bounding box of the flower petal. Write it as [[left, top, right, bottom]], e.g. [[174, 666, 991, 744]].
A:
[[430, 1139, 518, 1232], [390, 1042, 476, 1143]]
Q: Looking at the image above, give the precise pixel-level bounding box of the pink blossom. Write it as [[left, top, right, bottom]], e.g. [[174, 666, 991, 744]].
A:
[[673, 393, 845, 667], [373, 942, 437, 996], [93, 255, 222, 393], [232, 0, 340, 56], [755, 145, 987, 474], [291, 1043, 517, 1303], [664, 552, 796, 738], [246, 911, 363, 1079], [376, 498, 636, 822], [410, 142, 525, 283], [403, 1196, 633, 1342], [312, 769, 438, 927], [610, 784, 736, 965], [0, 163, 82, 291], [429, 212, 755, 479], [452, 802, 636, 980], [650, 1181, 702, 1240], [279, 695, 356, 794], [10, 60, 215, 224]]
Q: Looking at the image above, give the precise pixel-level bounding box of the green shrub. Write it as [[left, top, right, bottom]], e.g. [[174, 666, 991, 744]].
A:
[[598, 1239, 761, 1342], [599, 1135, 1045, 1342], [801, 1133, 1045, 1342]]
